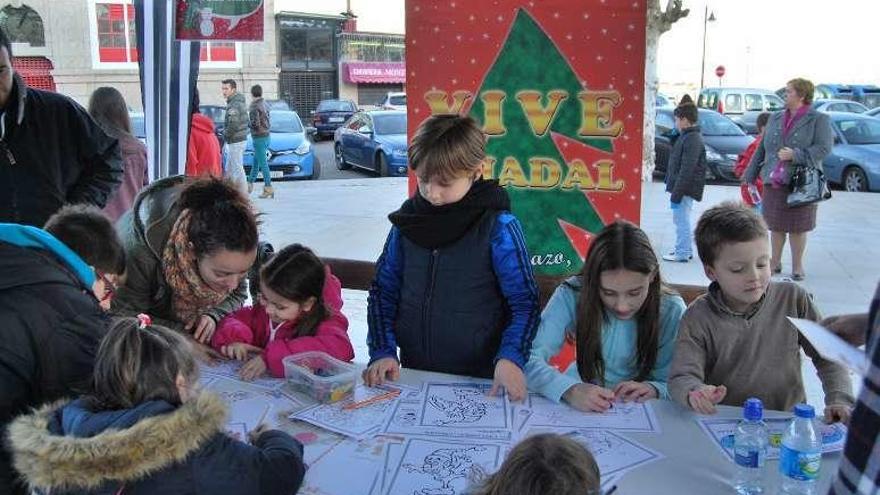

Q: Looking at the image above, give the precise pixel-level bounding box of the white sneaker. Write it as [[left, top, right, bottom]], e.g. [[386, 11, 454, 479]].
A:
[[662, 252, 692, 262]]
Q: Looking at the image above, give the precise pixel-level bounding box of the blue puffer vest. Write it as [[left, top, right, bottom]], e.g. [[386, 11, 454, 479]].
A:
[[395, 211, 508, 378]]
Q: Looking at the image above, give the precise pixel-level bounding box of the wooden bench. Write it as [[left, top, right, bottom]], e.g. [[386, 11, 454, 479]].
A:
[[322, 257, 707, 307]]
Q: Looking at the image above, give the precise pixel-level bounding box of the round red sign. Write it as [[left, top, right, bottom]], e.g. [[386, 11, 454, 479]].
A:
[[715, 65, 726, 78]]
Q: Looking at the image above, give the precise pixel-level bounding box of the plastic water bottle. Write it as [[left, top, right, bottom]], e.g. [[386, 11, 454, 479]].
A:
[[779, 404, 822, 494], [733, 398, 768, 494]]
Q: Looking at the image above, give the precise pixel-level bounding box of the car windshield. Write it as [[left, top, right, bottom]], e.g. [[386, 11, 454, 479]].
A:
[[836, 119, 880, 145], [271, 112, 303, 133], [373, 114, 407, 135], [318, 101, 355, 112], [699, 111, 745, 136], [389, 95, 406, 106], [130, 114, 145, 138]]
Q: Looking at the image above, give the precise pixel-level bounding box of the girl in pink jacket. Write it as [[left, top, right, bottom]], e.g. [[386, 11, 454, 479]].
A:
[[212, 244, 354, 380]]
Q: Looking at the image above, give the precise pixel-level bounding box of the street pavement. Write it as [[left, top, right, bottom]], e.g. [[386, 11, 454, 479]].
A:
[[252, 176, 880, 407]]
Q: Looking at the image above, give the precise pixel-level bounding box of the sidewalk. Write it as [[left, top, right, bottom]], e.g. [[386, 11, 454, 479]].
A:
[[258, 178, 878, 317]]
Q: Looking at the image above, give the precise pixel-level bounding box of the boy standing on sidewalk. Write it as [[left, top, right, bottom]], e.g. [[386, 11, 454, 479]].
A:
[[663, 100, 707, 263]]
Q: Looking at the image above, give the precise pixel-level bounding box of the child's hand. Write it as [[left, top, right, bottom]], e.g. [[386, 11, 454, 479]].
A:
[[221, 342, 263, 361], [188, 315, 217, 344], [613, 381, 658, 403], [247, 423, 270, 445], [824, 404, 852, 425], [563, 383, 615, 412], [490, 359, 526, 402], [240, 355, 267, 381], [363, 357, 400, 386], [687, 385, 727, 415]]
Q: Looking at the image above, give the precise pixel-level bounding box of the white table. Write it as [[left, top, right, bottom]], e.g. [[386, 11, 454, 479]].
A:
[[266, 366, 842, 495]]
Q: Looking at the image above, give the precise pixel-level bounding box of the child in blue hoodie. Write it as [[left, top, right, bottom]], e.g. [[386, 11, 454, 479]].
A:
[[8, 317, 305, 495]]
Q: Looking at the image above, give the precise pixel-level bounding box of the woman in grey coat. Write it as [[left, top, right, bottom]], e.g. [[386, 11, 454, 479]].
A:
[[744, 78, 832, 281]]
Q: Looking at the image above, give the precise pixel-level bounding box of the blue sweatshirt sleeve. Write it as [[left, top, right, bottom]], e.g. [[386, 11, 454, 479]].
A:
[[367, 227, 403, 364], [525, 283, 583, 403], [490, 213, 540, 370], [645, 294, 687, 399]]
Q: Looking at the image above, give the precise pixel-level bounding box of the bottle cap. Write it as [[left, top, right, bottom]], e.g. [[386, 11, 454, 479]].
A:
[[794, 404, 815, 419], [743, 397, 763, 421]]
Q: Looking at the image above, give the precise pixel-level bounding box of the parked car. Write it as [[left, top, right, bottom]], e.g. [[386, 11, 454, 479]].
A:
[[813, 99, 869, 114], [334, 110, 408, 177], [129, 112, 146, 145], [656, 93, 675, 108], [377, 92, 406, 111], [697, 87, 784, 134], [311, 99, 357, 140], [237, 110, 319, 180], [199, 104, 226, 145], [866, 107, 880, 118], [654, 108, 754, 182], [266, 99, 292, 112], [822, 112, 880, 192]]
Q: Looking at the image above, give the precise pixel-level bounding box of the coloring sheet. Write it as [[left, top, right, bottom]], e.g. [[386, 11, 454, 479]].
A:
[[200, 359, 284, 391], [292, 384, 403, 439], [384, 438, 502, 495], [697, 417, 847, 461], [204, 377, 303, 428], [565, 429, 664, 477], [522, 393, 661, 433], [372, 441, 405, 495], [299, 435, 397, 495], [225, 421, 249, 442], [381, 382, 514, 442]]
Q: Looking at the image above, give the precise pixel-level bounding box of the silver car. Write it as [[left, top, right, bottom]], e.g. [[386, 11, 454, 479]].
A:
[[698, 87, 784, 134]]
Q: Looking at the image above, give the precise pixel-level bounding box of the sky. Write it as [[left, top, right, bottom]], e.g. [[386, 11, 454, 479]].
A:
[[274, 0, 880, 91]]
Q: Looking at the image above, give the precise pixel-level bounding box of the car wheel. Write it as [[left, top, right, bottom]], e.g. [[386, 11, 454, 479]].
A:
[[378, 152, 389, 177], [335, 143, 351, 170], [844, 166, 868, 192]]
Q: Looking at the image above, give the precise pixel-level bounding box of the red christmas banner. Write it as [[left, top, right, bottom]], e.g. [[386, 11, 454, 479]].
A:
[[406, 0, 646, 276], [176, 0, 264, 41]]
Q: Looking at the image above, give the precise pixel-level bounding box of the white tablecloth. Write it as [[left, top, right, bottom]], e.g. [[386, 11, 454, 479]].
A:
[[271, 366, 841, 494]]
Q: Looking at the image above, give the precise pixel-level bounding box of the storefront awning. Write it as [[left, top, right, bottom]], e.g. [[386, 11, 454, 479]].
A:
[[344, 62, 405, 84]]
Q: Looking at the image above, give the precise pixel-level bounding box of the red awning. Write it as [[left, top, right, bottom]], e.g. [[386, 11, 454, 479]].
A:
[[344, 62, 405, 84], [12, 57, 56, 92]]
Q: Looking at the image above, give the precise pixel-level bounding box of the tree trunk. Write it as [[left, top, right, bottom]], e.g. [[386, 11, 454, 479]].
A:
[[642, 25, 661, 181]]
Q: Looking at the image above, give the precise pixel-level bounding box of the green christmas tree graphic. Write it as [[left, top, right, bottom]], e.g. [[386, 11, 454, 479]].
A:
[[469, 8, 615, 276]]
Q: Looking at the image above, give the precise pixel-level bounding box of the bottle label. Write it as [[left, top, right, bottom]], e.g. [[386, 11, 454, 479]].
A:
[[780, 445, 821, 481], [735, 448, 762, 468]]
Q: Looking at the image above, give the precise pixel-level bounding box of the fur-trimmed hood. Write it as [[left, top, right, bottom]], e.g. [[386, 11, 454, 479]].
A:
[[7, 392, 228, 491]]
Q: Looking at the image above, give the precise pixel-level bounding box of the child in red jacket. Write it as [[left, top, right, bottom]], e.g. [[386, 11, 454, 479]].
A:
[[734, 112, 770, 211], [212, 244, 354, 380]]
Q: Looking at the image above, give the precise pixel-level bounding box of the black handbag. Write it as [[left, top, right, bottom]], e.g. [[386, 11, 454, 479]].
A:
[[787, 165, 832, 207]]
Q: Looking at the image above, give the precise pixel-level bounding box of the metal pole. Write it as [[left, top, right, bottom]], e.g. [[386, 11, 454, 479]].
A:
[[700, 5, 708, 94]]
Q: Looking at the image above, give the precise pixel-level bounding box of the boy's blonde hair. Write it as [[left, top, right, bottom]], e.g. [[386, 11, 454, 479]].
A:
[[469, 433, 600, 495], [409, 114, 485, 183], [695, 202, 769, 267]]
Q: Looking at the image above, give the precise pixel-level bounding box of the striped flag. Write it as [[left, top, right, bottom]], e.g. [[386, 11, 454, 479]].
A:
[[134, 0, 201, 180]]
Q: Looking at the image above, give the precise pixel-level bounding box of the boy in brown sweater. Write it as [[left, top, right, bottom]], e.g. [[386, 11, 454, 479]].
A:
[[668, 203, 853, 421]]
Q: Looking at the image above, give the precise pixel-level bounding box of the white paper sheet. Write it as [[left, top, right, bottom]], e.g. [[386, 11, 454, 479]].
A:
[[383, 438, 503, 495], [291, 384, 403, 439], [382, 382, 515, 442], [696, 417, 847, 461], [788, 317, 867, 374], [566, 429, 665, 477], [200, 359, 285, 390], [521, 394, 661, 433], [204, 376, 303, 428], [299, 435, 397, 495]]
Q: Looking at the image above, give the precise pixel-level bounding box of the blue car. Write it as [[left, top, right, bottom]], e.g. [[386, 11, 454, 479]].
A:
[[239, 111, 318, 180], [334, 110, 408, 177], [311, 99, 357, 140], [823, 112, 880, 192]]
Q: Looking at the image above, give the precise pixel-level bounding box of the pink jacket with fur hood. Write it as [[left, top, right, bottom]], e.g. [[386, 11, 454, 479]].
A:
[[212, 266, 354, 377]]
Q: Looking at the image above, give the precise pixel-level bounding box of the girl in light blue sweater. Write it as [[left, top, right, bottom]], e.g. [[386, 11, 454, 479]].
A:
[[525, 222, 686, 412]]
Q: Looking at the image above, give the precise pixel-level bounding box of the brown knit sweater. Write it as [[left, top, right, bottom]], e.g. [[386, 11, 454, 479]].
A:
[[669, 281, 854, 412]]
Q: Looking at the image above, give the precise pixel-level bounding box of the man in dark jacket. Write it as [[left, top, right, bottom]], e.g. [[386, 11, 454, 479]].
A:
[[663, 101, 706, 263], [0, 28, 122, 227], [222, 78, 249, 194], [0, 222, 115, 495]]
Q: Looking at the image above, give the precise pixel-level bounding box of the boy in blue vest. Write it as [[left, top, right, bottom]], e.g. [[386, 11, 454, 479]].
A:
[[364, 114, 540, 401]]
